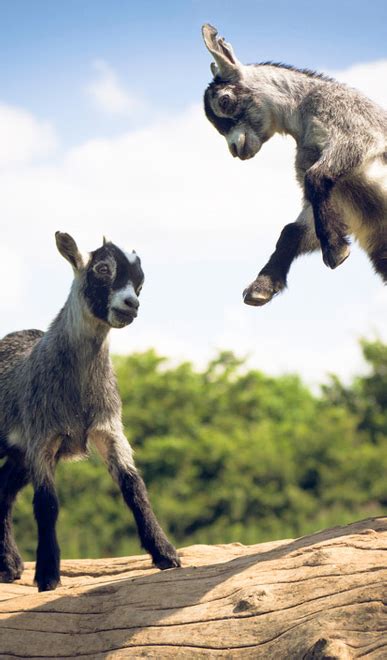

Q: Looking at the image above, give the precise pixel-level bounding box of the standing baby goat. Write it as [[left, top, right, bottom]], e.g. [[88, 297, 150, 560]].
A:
[[202, 24, 387, 306], [0, 233, 180, 591]]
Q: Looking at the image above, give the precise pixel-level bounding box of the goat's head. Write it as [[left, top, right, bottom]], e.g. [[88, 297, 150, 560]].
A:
[[55, 232, 144, 329], [202, 24, 273, 160]]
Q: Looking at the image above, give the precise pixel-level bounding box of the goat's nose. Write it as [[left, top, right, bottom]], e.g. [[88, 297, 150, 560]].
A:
[[229, 142, 238, 158], [124, 295, 139, 310]]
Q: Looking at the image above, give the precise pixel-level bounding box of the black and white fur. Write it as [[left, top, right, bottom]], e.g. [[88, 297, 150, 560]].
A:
[[202, 24, 387, 306], [0, 232, 180, 592]]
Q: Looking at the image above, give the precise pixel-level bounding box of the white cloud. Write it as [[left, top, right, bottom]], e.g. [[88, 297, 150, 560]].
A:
[[86, 60, 139, 115], [333, 59, 387, 108], [0, 103, 57, 168], [0, 247, 24, 310], [0, 59, 386, 384]]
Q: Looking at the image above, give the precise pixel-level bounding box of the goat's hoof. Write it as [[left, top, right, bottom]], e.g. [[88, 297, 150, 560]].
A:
[[243, 275, 283, 307], [322, 241, 350, 269], [34, 565, 61, 591], [153, 546, 181, 570], [0, 569, 22, 583], [0, 554, 24, 582], [36, 577, 61, 592], [156, 555, 181, 570]]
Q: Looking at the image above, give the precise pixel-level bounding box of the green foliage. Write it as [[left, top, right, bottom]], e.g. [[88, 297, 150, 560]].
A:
[[12, 341, 387, 560], [322, 339, 387, 444]]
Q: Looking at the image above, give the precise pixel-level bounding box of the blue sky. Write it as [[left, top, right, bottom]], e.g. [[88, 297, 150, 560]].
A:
[[2, 0, 387, 140], [0, 1, 386, 384]]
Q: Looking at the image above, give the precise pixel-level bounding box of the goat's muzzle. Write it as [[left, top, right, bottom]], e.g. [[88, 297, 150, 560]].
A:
[[110, 307, 137, 327]]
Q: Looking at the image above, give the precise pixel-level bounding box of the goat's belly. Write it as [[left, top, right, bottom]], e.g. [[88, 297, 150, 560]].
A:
[[343, 204, 372, 251], [332, 193, 369, 250], [57, 431, 89, 459], [334, 182, 386, 252]]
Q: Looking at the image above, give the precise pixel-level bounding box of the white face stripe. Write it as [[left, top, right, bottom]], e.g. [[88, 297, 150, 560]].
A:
[[110, 282, 137, 311], [125, 250, 138, 265]]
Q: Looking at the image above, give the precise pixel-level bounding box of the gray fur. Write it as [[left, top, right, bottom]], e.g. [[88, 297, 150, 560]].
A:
[[0, 233, 180, 591], [202, 24, 387, 305]]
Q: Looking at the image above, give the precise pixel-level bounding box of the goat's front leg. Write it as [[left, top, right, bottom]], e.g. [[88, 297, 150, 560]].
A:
[[92, 431, 181, 569], [244, 205, 319, 306], [304, 167, 350, 269], [31, 460, 61, 592], [0, 457, 29, 582]]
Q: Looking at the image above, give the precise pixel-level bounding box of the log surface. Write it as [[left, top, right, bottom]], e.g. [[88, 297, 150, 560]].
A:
[[0, 517, 386, 659]]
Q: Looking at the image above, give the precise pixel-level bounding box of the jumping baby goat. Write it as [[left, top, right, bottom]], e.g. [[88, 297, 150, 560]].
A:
[[202, 24, 387, 306], [0, 232, 180, 591]]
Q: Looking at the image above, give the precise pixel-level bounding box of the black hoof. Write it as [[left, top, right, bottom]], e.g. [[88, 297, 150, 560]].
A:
[[0, 553, 24, 582], [34, 563, 61, 592], [152, 543, 181, 570], [243, 275, 283, 307], [0, 569, 22, 583], [36, 578, 61, 592], [322, 241, 350, 269], [155, 555, 181, 570]]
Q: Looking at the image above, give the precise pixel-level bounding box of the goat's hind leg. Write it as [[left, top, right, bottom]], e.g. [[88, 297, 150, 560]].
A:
[[0, 453, 29, 582], [93, 432, 181, 569], [244, 205, 319, 306]]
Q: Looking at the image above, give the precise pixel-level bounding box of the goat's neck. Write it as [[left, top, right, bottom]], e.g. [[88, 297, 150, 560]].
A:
[[244, 66, 321, 140], [49, 284, 110, 366]]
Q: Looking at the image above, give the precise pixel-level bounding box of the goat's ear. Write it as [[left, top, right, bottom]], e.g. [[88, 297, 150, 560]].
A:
[[202, 24, 242, 80], [55, 232, 86, 271]]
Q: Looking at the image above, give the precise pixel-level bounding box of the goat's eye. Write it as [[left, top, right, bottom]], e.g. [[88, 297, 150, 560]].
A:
[[219, 94, 232, 112], [95, 263, 110, 276]]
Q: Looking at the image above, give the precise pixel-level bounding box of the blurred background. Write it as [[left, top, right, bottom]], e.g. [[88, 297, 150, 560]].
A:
[[0, 0, 386, 558]]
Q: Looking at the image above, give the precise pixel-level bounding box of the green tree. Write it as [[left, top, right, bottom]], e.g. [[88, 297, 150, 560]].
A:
[[323, 339, 387, 444], [10, 340, 387, 560]]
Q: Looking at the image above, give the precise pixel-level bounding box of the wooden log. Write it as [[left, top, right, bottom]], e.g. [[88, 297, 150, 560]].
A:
[[0, 517, 386, 658]]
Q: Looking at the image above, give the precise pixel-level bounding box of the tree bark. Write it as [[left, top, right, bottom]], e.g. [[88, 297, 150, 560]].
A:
[[0, 517, 386, 658]]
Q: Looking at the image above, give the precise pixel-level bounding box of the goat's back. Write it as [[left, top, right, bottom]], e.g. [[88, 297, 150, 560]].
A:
[[0, 330, 44, 377], [0, 329, 44, 440]]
